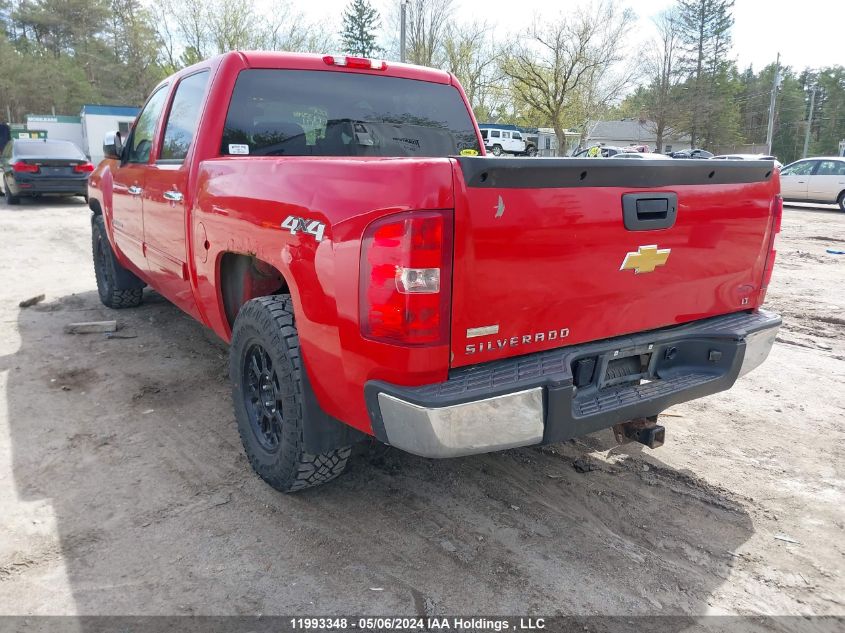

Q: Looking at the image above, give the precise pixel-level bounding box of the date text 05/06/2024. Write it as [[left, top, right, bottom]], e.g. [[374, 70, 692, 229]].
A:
[[289, 617, 547, 630]]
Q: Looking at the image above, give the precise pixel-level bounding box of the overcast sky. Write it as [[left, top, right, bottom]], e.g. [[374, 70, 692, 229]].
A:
[[309, 0, 844, 72]]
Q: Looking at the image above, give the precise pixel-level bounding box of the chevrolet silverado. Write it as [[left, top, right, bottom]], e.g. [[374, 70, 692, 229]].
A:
[[87, 51, 782, 492]]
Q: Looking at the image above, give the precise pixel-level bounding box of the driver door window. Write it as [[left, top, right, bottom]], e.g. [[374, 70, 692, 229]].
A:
[[127, 87, 169, 164], [780, 160, 816, 200]]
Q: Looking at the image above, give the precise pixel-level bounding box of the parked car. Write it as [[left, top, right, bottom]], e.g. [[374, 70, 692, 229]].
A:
[[87, 51, 781, 492], [712, 154, 783, 169], [779, 157, 845, 210], [670, 149, 713, 159], [572, 144, 625, 158], [2, 138, 93, 204], [622, 144, 651, 153], [610, 152, 673, 160], [480, 127, 537, 156]]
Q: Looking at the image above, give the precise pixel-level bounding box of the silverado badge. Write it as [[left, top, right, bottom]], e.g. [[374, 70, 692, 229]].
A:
[[620, 245, 671, 274]]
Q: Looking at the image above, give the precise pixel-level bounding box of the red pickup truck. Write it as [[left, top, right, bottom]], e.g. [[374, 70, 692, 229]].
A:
[[88, 51, 782, 492]]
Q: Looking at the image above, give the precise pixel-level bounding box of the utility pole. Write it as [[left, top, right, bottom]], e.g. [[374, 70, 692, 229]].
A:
[[399, 0, 407, 63], [802, 85, 816, 159], [765, 52, 780, 154]]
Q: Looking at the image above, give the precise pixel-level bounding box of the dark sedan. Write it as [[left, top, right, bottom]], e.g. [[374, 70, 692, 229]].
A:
[[669, 148, 714, 159], [2, 139, 93, 204]]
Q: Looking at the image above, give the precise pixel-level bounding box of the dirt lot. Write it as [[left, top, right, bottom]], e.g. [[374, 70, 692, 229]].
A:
[[0, 197, 843, 620]]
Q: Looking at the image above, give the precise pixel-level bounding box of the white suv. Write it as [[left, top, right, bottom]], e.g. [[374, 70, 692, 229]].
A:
[[480, 128, 537, 156]]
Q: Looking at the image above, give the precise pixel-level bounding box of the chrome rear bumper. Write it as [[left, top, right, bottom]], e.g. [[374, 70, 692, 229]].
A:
[[367, 310, 781, 459], [377, 389, 544, 458]]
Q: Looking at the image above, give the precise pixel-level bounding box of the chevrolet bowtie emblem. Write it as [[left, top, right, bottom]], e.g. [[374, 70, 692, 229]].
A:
[[620, 245, 671, 274]]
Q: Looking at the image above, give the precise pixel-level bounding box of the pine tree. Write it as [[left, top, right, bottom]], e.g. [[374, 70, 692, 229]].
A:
[[676, 0, 735, 148], [341, 0, 380, 58]]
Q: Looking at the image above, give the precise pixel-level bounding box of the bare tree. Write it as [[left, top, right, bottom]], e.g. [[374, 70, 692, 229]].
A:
[[442, 21, 503, 119], [646, 8, 683, 151], [398, 0, 453, 67], [502, 0, 635, 146], [152, 0, 335, 70]]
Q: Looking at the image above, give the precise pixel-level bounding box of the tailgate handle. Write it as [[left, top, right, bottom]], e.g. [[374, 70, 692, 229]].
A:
[[622, 193, 678, 231]]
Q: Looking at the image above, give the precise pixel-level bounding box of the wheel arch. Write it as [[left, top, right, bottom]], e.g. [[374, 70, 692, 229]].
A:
[[217, 252, 291, 331]]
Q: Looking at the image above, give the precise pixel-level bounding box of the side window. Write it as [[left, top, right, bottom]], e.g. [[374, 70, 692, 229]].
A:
[[127, 86, 169, 164], [513, 132, 522, 140], [782, 160, 816, 177], [491, 130, 500, 138], [480, 129, 488, 139], [502, 131, 511, 139], [160, 71, 210, 162], [816, 160, 845, 176]]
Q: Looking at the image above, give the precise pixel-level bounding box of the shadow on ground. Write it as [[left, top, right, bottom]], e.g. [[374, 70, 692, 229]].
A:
[[2, 288, 755, 622]]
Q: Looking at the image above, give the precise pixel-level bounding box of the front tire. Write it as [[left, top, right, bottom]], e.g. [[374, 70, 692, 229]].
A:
[[91, 215, 143, 308], [838, 191, 845, 212], [230, 296, 351, 492]]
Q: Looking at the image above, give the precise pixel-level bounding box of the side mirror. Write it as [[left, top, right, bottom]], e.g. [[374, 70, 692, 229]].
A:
[[103, 131, 123, 160]]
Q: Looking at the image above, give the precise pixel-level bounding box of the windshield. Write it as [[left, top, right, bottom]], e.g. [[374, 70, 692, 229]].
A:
[[221, 69, 480, 158]]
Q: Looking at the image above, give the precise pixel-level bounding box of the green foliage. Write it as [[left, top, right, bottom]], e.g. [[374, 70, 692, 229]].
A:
[[0, 0, 165, 121], [675, 0, 736, 148], [812, 66, 845, 157], [341, 0, 380, 58]]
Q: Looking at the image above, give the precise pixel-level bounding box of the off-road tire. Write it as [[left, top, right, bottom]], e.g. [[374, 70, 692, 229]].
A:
[[491, 144, 503, 156], [4, 178, 19, 205], [838, 191, 845, 212], [230, 296, 351, 492], [91, 215, 143, 308]]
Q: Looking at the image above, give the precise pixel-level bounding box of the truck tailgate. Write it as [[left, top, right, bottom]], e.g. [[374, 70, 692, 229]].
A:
[[450, 158, 779, 368]]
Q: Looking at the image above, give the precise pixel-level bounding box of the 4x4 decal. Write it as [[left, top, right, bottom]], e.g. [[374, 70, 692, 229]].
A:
[[281, 215, 326, 242]]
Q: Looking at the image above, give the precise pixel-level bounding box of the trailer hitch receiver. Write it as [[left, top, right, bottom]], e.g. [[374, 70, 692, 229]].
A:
[[613, 416, 665, 449]]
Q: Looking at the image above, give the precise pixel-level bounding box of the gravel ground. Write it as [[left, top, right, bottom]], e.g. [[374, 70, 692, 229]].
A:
[[0, 197, 843, 622]]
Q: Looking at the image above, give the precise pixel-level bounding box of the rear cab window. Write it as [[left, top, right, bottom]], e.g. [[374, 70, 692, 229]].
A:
[[220, 69, 480, 158]]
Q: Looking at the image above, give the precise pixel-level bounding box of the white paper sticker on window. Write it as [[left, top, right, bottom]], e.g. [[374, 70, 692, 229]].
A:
[[228, 144, 249, 155]]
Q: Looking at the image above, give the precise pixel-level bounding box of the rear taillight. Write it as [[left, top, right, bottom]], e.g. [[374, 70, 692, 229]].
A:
[[760, 194, 782, 297], [12, 161, 39, 173], [74, 162, 95, 173], [360, 211, 452, 346]]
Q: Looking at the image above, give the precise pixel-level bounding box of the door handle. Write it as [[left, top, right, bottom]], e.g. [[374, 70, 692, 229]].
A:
[[622, 192, 678, 231], [127, 185, 142, 196], [163, 190, 183, 202]]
